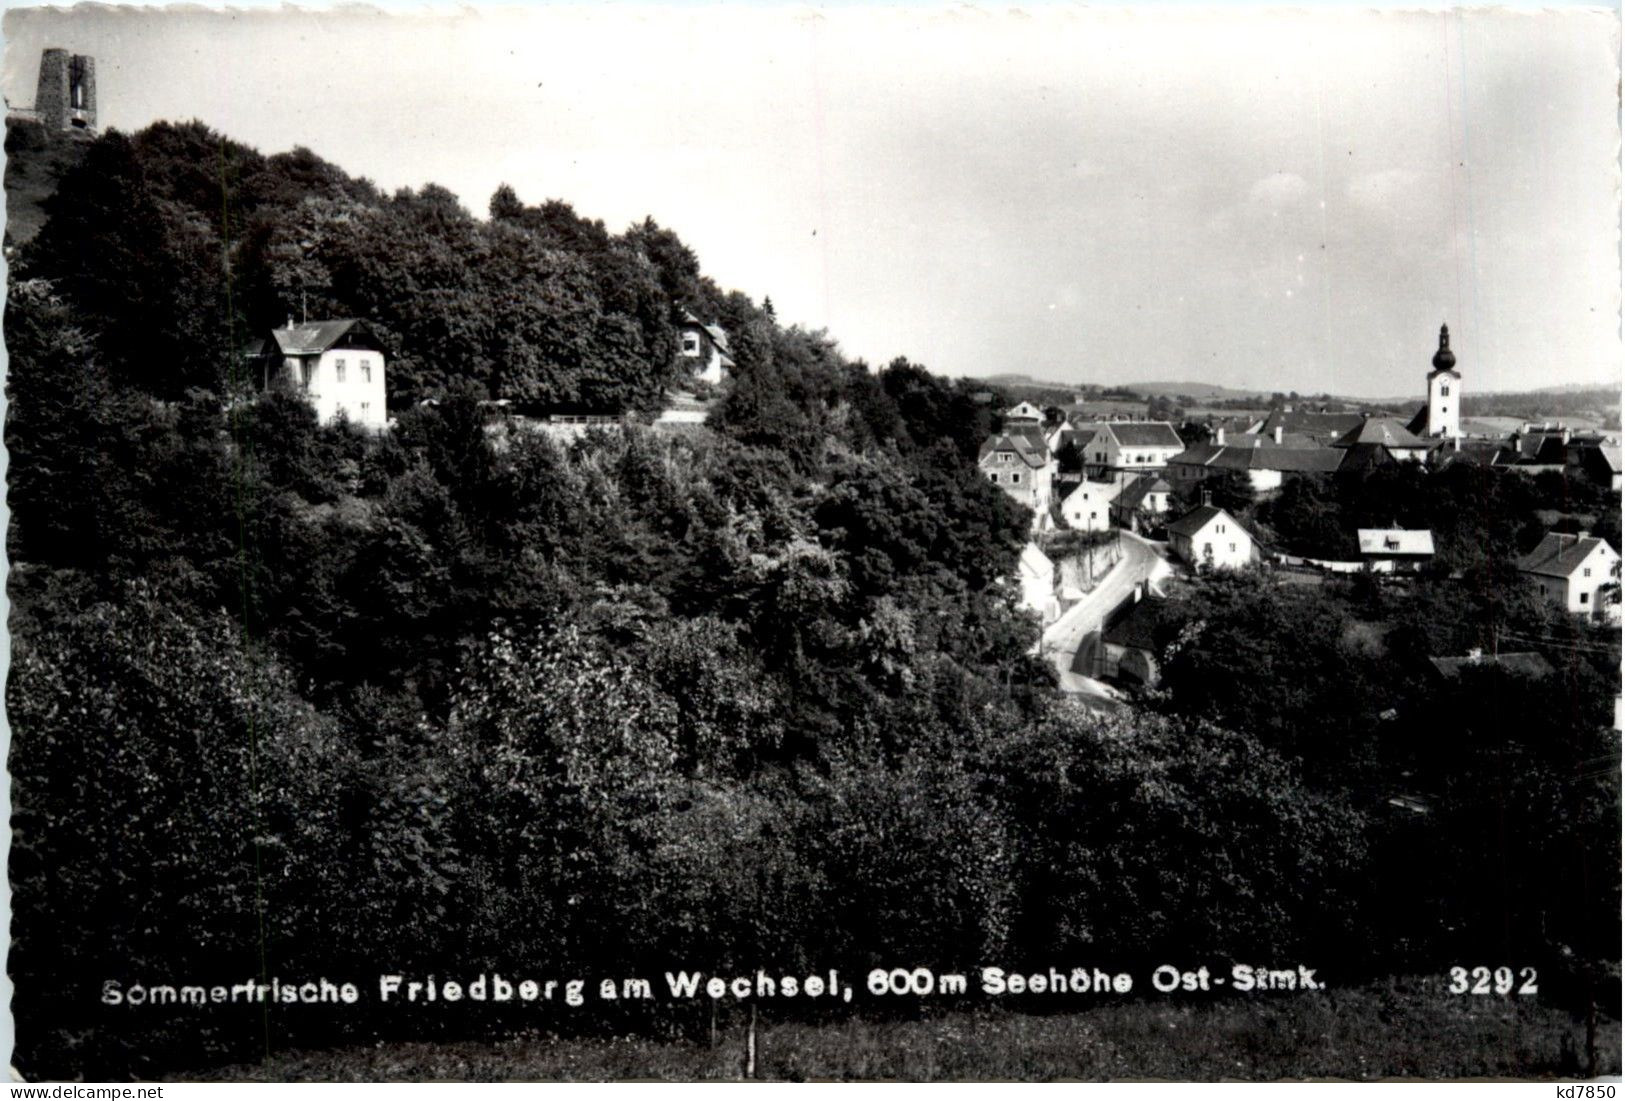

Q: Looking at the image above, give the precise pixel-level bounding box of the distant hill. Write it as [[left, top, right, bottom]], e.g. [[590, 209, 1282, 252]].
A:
[[1130, 381, 1271, 400], [979, 374, 1270, 401]]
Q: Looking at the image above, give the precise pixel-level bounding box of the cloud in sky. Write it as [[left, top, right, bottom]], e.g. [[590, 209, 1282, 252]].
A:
[[2, 5, 1617, 397]]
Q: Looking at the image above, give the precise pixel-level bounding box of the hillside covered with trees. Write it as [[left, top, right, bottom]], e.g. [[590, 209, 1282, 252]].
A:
[[5, 120, 1618, 1079]]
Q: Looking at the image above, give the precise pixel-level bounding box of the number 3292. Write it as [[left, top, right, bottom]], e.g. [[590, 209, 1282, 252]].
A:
[[1448, 966, 1537, 995]]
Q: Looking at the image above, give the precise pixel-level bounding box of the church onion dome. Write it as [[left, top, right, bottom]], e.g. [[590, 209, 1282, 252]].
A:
[[1432, 323, 1457, 371]]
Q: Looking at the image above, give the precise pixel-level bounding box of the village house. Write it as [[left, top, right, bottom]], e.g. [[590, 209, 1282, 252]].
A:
[[1357, 528, 1436, 573], [1166, 504, 1254, 571], [677, 310, 735, 385], [1166, 425, 1347, 493], [1517, 532, 1622, 618], [1058, 479, 1113, 532], [979, 431, 1055, 530], [250, 318, 388, 430], [1080, 421, 1185, 479], [1099, 593, 1163, 687], [1109, 474, 1173, 530], [1003, 401, 1044, 428]]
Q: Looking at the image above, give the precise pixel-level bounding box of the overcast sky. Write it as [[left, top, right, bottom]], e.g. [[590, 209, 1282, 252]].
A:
[[3, 4, 1618, 397]]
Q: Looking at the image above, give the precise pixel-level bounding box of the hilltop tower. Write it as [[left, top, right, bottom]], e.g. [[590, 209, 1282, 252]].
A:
[[1422, 323, 1461, 439], [32, 48, 96, 132]]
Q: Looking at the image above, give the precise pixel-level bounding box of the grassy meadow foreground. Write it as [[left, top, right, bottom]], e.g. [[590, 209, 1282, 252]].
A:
[[204, 983, 1617, 1082]]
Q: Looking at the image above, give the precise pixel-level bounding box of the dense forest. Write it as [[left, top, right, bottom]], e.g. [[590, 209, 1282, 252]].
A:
[[5, 119, 1619, 1079]]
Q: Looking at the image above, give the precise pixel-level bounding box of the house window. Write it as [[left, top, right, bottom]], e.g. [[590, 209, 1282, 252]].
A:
[[1012, 473, 1022, 484], [1584, 568, 1592, 578], [1230, 543, 1237, 552], [335, 358, 347, 383], [1441, 384, 1450, 396], [300, 361, 314, 388], [362, 360, 372, 383], [988, 472, 998, 483], [682, 334, 700, 355], [1580, 592, 1590, 605], [360, 402, 370, 416]]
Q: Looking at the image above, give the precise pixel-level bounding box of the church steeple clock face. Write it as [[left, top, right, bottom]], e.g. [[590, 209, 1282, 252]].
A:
[[1427, 323, 1461, 438]]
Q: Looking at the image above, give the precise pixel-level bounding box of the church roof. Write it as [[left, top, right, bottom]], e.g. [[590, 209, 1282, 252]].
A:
[[1332, 417, 1428, 450]]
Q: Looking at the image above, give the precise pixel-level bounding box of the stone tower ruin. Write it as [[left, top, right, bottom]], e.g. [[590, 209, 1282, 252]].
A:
[[32, 48, 96, 132]]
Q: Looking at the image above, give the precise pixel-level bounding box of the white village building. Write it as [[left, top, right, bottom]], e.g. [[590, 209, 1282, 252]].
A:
[[254, 318, 388, 430]]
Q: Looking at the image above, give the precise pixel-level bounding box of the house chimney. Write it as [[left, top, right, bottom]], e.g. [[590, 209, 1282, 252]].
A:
[[285, 314, 294, 330], [1253, 437, 1262, 449], [1273, 425, 1283, 445], [1467, 647, 1483, 662], [1215, 427, 1226, 446]]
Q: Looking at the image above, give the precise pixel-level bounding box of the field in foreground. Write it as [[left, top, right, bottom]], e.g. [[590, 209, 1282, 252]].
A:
[[198, 981, 1619, 1082]]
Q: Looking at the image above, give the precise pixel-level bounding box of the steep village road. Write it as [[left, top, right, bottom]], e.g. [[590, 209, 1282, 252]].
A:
[[1040, 531, 1171, 702]]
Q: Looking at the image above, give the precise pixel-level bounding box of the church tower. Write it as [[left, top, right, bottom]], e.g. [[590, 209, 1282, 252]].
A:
[[1423, 324, 1461, 439]]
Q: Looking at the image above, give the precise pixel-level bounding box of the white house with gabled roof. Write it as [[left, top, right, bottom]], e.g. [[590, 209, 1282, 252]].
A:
[[1081, 421, 1185, 477], [677, 310, 735, 385], [1058, 479, 1113, 532], [1166, 504, 1254, 571], [254, 318, 388, 430]]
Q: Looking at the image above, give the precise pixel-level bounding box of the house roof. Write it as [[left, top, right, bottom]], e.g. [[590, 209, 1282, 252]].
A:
[[1518, 532, 1619, 578], [1166, 503, 1235, 539], [1104, 421, 1184, 449], [1357, 528, 1436, 556], [1428, 651, 1555, 679], [1435, 440, 1510, 468], [1169, 444, 1224, 468], [1062, 479, 1113, 506], [1004, 401, 1044, 422], [1332, 417, 1429, 450], [270, 318, 370, 356], [1116, 474, 1172, 508], [1174, 443, 1344, 474], [979, 432, 1049, 469], [1102, 597, 1162, 650], [1335, 442, 1402, 473], [1018, 541, 1053, 580], [1255, 409, 1367, 442], [1594, 446, 1622, 473]]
